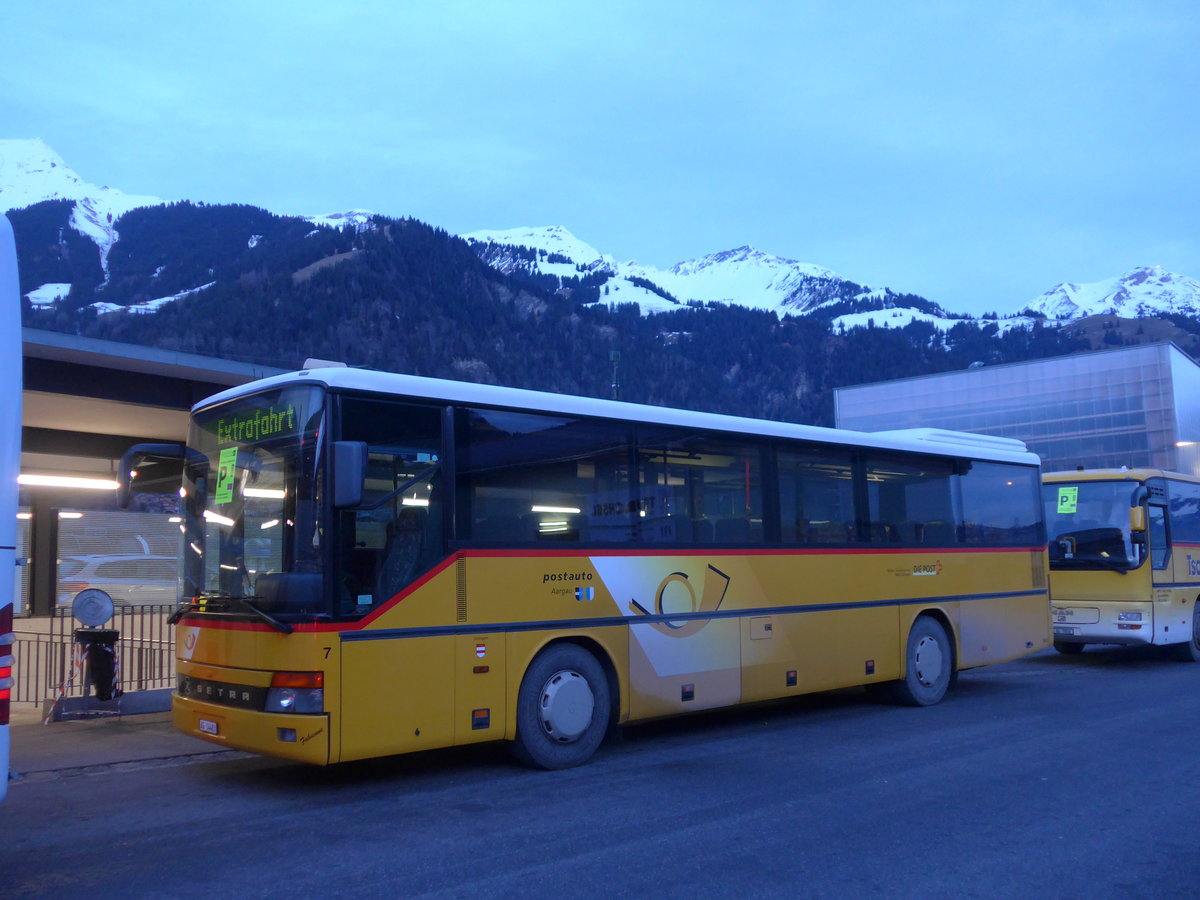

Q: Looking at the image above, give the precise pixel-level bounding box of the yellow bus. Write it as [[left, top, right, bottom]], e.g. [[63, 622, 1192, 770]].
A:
[[1043, 468, 1200, 661], [123, 366, 1049, 769]]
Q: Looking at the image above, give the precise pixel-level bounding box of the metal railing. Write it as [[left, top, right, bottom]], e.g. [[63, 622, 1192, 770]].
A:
[[11, 603, 176, 706]]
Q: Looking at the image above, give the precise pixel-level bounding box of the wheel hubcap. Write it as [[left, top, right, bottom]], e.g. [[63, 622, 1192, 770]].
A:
[[913, 636, 944, 687], [538, 669, 594, 743]]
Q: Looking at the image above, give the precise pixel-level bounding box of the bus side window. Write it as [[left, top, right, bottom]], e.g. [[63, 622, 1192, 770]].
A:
[[777, 446, 855, 544], [635, 427, 764, 544], [862, 454, 955, 546], [1169, 480, 1200, 547], [959, 461, 1041, 546], [457, 409, 635, 544]]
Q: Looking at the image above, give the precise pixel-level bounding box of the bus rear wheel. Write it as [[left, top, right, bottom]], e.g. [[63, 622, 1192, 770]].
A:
[[891, 616, 953, 707], [513, 642, 611, 770], [1171, 602, 1200, 662], [1053, 640, 1086, 655]]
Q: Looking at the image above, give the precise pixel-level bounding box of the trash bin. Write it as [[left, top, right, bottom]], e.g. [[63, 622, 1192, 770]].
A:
[[75, 628, 121, 701]]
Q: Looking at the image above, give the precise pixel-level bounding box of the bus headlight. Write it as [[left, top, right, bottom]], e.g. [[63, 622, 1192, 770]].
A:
[[265, 672, 324, 714]]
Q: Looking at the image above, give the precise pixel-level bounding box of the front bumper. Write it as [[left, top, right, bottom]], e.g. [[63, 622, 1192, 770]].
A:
[[1052, 601, 1153, 646], [173, 693, 330, 765]]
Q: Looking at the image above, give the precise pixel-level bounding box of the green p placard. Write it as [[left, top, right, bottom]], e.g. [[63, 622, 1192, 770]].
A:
[[216, 447, 238, 505], [1057, 485, 1078, 515]]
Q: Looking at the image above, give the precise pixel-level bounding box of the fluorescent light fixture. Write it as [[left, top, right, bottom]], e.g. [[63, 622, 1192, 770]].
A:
[[19, 474, 119, 490], [219, 564, 239, 571], [168, 516, 182, 523], [260, 519, 280, 530], [401, 497, 430, 507], [203, 509, 236, 528], [1177, 441, 1196, 447], [531, 505, 581, 514], [244, 488, 285, 499], [16, 512, 31, 520], [188, 542, 203, 556], [57, 511, 83, 519]]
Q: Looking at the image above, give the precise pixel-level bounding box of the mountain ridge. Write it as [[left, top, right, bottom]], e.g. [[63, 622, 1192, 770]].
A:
[[1, 139, 1196, 433], [4, 139, 1197, 330]]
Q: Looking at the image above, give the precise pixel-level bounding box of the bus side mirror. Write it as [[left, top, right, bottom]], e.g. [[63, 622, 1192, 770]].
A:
[[118, 442, 185, 508], [332, 441, 368, 508], [1129, 506, 1146, 534]]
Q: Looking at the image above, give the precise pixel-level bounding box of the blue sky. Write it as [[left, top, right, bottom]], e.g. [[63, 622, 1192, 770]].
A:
[[2, 0, 1197, 313]]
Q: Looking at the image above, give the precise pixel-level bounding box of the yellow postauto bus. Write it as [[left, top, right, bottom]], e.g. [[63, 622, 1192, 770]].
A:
[[123, 366, 1050, 769], [1043, 468, 1200, 661]]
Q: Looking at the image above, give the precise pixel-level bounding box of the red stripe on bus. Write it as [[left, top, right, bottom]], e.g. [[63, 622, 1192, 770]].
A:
[[174, 545, 1046, 635], [461, 545, 1046, 559]]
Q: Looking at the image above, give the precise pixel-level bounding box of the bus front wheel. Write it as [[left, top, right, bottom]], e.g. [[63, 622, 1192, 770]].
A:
[[891, 616, 953, 707], [1053, 641, 1086, 655], [513, 642, 611, 770], [1172, 602, 1200, 662]]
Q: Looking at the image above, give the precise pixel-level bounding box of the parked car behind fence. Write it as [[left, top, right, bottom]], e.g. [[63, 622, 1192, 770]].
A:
[[57, 554, 180, 607]]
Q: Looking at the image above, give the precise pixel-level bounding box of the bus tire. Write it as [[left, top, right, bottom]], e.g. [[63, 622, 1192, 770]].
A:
[[1053, 641, 1086, 655], [1171, 603, 1200, 662], [512, 642, 610, 770], [891, 616, 953, 707]]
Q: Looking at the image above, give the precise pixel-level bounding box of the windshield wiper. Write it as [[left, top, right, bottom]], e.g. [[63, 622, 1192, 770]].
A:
[[167, 593, 294, 633], [230, 596, 294, 633], [167, 599, 204, 625]]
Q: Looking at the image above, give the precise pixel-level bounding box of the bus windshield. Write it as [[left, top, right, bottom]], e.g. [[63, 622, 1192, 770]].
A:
[[1042, 480, 1143, 571], [183, 386, 326, 616]]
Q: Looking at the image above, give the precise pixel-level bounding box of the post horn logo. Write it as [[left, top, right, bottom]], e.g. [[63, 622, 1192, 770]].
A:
[[630, 564, 731, 637]]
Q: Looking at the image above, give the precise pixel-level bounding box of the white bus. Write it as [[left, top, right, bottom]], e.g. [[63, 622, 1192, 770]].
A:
[[0, 214, 21, 801]]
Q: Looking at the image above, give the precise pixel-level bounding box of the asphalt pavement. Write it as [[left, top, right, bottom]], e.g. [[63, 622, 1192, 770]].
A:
[[6, 646, 1200, 900]]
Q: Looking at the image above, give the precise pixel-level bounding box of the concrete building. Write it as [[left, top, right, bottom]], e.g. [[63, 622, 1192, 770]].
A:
[[835, 343, 1200, 477]]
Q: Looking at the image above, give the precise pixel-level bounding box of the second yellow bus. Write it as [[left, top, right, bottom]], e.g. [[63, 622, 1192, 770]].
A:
[[1043, 468, 1200, 660]]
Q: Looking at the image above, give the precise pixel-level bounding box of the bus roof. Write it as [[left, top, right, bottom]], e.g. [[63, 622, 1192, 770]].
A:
[[195, 366, 1041, 466], [1044, 468, 1200, 484]]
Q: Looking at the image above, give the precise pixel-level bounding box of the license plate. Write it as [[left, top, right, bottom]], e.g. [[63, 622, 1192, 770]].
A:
[[1054, 626, 1077, 636], [198, 718, 219, 735]]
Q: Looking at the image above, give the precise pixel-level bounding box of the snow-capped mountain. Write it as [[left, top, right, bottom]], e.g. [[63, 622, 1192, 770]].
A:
[[463, 225, 912, 318], [464, 225, 615, 275], [305, 209, 377, 231], [1024, 266, 1200, 319], [0, 138, 373, 259], [642, 245, 844, 312], [1, 139, 376, 312], [5, 140, 1197, 335], [0, 138, 163, 278]]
